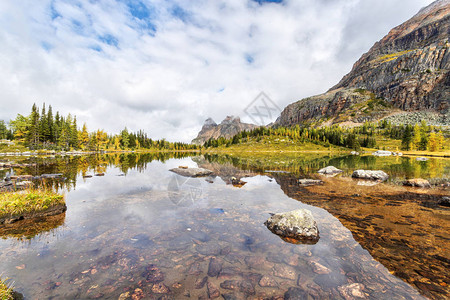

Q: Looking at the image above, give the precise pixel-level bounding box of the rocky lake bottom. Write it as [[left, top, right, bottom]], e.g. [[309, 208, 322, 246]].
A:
[[0, 153, 448, 299]]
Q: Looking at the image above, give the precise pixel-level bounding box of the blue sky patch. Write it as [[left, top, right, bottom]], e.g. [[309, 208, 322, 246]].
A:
[[50, 1, 61, 20], [120, 0, 157, 35], [99, 34, 119, 47], [252, 0, 283, 4], [89, 45, 102, 52], [41, 41, 53, 52], [126, 0, 151, 20], [171, 5, 190, 23], [245, 54, 254, 64]]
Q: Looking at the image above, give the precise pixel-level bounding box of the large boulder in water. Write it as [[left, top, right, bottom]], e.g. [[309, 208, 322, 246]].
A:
[[265, 209, 319, 244], [352, 170, 388, 181], [169, 167, 213, 177], [317, 166, 343, 175]]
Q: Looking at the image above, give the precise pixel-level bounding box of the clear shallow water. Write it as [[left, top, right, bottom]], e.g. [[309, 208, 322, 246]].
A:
[[0, 154, 448, 299]]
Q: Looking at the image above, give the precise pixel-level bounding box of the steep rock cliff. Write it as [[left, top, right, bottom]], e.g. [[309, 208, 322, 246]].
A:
[[276, 0, 449, 127]]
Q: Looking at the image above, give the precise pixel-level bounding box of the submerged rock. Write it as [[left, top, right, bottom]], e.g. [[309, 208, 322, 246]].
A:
[[264, 209, 319, 243], [207, 257, 223, 277], [338, 283, 366, 299], [438, 197, 450, 207], [298, 179, 324, 186], [169, 167, 213, 177], [352, 170, 388, 181], [284, 287, 310, 299], [403, 178, 431, 188], [207, 282, 220, 299], [258, 275, 278, 287], [317, 166, 343, 175]]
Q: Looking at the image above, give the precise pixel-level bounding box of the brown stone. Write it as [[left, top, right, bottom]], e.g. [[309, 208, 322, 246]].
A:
[[194, 276, 208, 289], [151, 282, 170, 294], [273, 264, 297, 280], [259, 275, 278, 287], [310, 261, 331, 274], [207, 257, 223, 277], [338, 283, 367, 299], [143, 264, 164, 283], [207, 282, 220, 299]]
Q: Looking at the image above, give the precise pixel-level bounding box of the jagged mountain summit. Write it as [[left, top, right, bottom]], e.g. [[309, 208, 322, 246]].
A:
[[276, 0, 449, 127], [192, 116, 258, 145]]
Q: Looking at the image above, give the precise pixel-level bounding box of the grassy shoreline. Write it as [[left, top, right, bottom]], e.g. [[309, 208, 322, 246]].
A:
[[0, 189, 65, 224], [0, 277, 14, 300]]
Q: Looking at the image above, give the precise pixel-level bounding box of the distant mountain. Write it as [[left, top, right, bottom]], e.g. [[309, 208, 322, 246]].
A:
[[276, 0, 449, 127], [192, 116, 258, 145]]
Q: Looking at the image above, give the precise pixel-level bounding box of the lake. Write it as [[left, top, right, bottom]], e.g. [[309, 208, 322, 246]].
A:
[[0, 153, 448, 299]]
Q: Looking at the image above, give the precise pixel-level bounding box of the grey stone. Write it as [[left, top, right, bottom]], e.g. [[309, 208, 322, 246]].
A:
[[265, 209, 319, 243], [352, 170, 388, 181], [317, 166, 343, 175], [416, 157, 429, 161], [169, 167, 213, 177], [372, 150, 391, 156], [298, 179, 323, 186], [403, 178, 431, 188]]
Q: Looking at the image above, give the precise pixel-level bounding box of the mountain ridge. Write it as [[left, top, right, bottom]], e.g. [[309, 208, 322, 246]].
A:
[[276, 0, 450, 127], [192, 116, 258, 145]]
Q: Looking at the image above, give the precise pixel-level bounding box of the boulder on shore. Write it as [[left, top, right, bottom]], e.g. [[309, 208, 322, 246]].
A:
[[265, 209, 319, 244], [416, 157, 428, 161], [169, 167, 213, 177], [403, 178, 431, 188], [372, 150, 391, 156], [317, 166, 343, 175], [352, 170, 388, 181]]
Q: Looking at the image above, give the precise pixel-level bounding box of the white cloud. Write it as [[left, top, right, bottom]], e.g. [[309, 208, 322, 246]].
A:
[[0, 0, 435, 142]]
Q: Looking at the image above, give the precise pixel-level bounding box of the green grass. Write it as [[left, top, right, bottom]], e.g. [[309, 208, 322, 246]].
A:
[[0, 142, 29, 153], [205, 136, 348, 172], [0, 189, 65, 220], [0, 277, 13, 300], [207, 135, 344, 154]]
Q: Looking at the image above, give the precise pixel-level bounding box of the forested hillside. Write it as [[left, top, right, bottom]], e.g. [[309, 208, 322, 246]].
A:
[[0, 104, 198, 151]]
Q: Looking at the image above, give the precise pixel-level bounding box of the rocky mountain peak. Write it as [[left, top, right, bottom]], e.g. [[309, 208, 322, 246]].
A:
[[192, 116, 258, 145], [221, 116, 241, 125], [203, 117, 217, 127]]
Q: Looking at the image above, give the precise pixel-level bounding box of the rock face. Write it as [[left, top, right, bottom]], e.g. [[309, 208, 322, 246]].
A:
[[275, 1, 450, 127], [192, 116, 258, 145], [352, 170, 389, 181], [169, 167, 213, 177], [264, 209, 319, 243]]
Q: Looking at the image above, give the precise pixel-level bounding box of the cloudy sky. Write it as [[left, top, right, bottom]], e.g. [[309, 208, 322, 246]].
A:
[[0, 0, 434, 142]]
